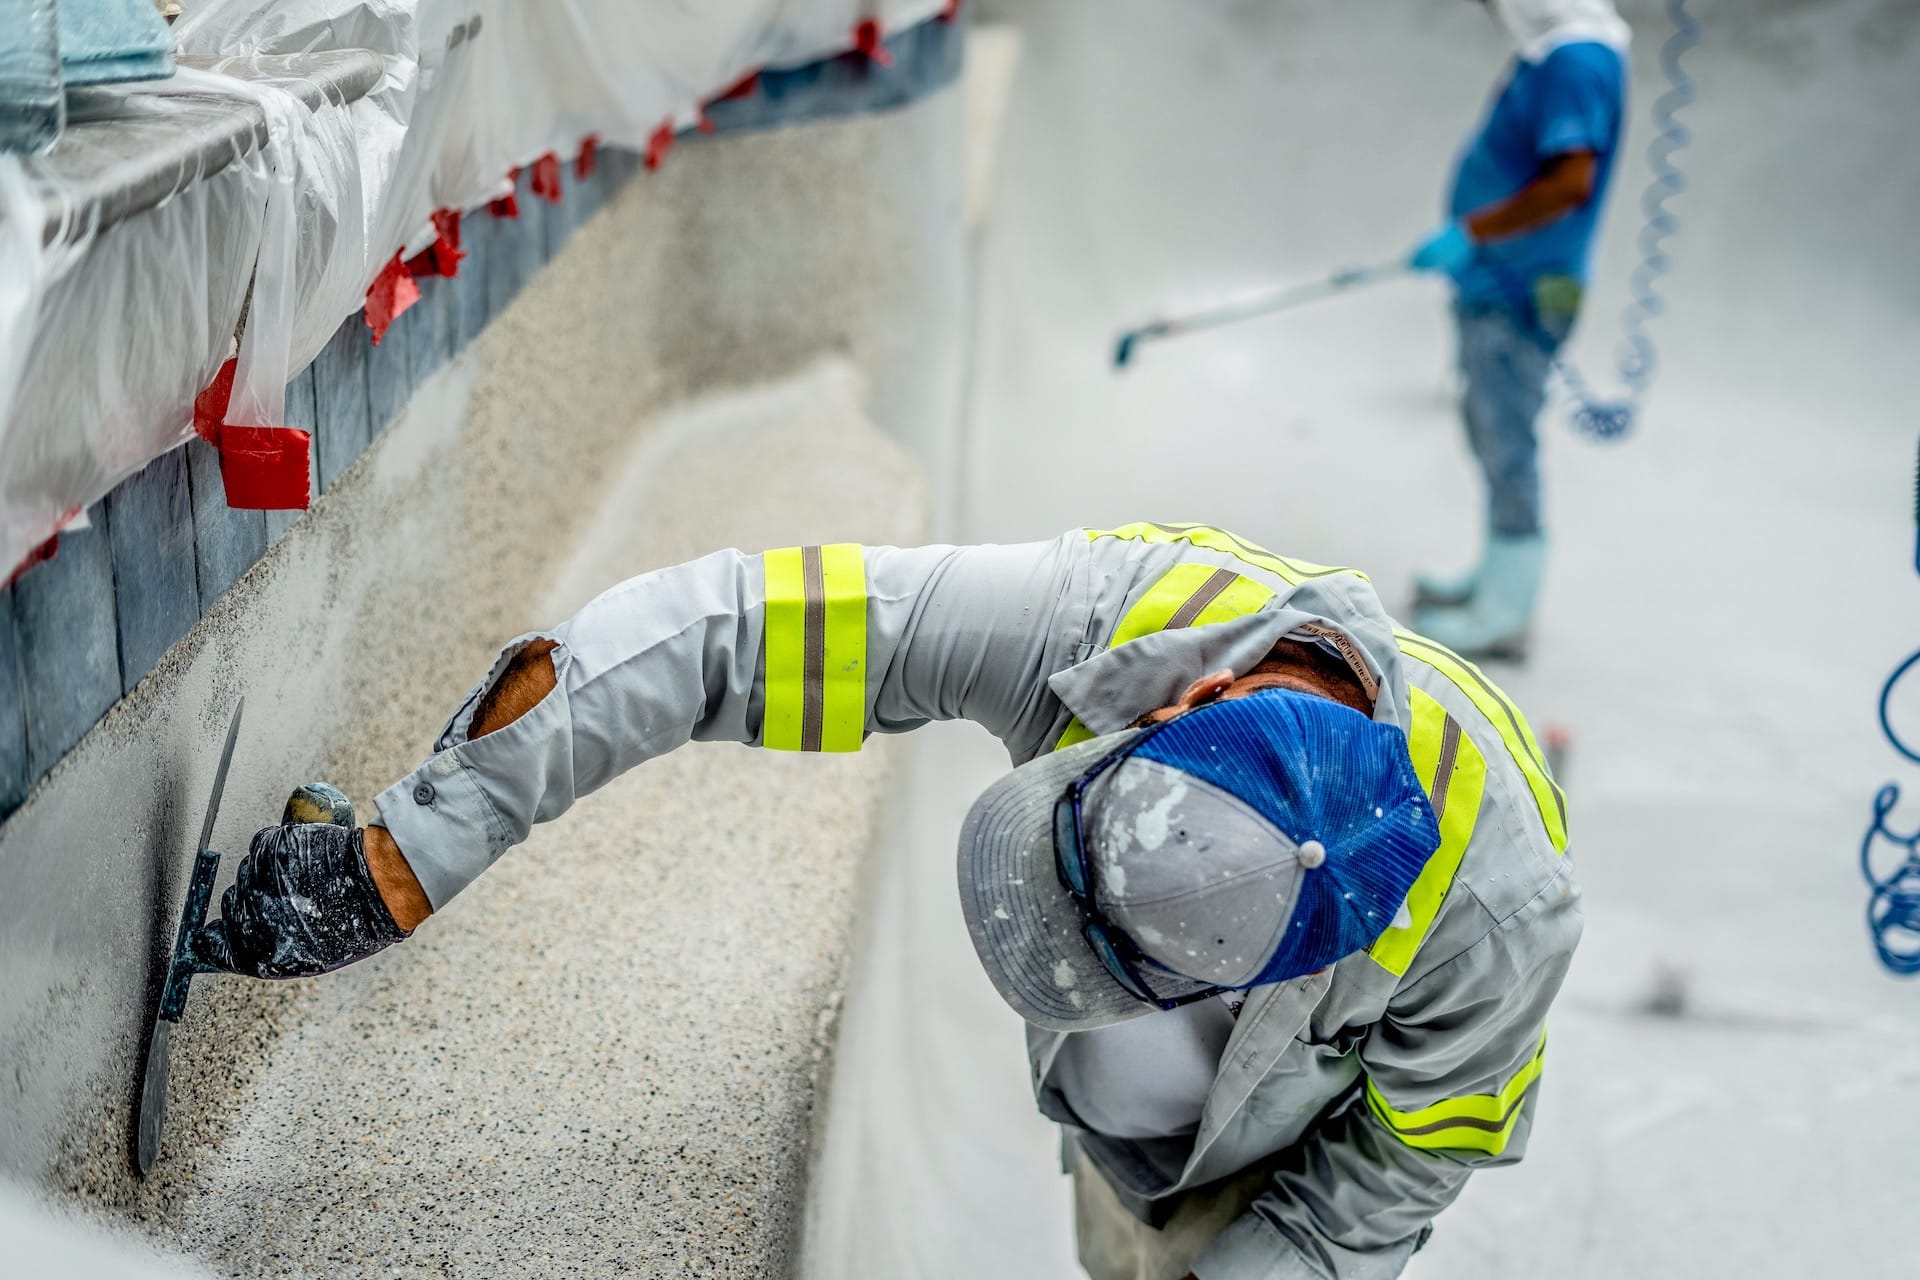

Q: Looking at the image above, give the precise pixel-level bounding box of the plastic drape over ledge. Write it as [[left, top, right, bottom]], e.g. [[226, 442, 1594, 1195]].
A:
[[0, 0, 953, 577]]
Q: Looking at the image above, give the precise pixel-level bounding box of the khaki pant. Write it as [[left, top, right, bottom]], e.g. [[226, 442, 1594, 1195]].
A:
[[1071, 1153, 1269, 1280]]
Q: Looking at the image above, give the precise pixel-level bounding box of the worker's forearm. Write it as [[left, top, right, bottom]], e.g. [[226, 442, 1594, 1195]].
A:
[[1463, 151, 1597, 243], [367, 825, 432, 930], [364, 639, 558, 931], [371, 549, 776, 909]]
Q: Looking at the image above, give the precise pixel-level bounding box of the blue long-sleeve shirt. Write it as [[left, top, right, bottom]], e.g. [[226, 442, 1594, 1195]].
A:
[[1448, 40, 1627, 309]]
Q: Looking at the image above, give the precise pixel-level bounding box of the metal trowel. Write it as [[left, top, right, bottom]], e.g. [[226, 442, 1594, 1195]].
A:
[[133, 699, 356, 1176], [134, 697, 245, 1176]]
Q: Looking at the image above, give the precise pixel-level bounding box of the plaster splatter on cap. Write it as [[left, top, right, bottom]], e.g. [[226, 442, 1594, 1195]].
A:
[[958, 688, 1439, 1031]]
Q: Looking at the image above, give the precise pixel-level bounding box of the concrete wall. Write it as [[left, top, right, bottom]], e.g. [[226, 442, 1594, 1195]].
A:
[[0, 78, 960, 1276]]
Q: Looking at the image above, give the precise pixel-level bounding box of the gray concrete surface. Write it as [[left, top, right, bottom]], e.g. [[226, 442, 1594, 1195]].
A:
[[0, 81, 956, 1276]]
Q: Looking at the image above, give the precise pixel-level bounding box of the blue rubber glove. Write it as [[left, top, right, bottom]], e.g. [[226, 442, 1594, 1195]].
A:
[[1408, 221, 1476, 277]]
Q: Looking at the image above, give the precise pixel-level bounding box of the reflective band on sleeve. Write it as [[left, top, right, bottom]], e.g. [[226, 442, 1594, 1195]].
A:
[[1086, 522, 1368, 585], [1053, 719, 1098, 751], [1395, 630, 1567, 854], [1364, 1031, 1547, 1157], [1370, 688, 1486, 978], [1108, 562, 1276, 648], [1052, 561, 1276, 750], [763, 544, 867, 752]]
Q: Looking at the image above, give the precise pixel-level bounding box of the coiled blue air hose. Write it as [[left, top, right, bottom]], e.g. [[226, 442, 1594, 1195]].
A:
[[1558, 0, 1701, 441], [1864, 440, 1920, 975]]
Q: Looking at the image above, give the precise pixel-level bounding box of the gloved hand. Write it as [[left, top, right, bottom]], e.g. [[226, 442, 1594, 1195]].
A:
[[1408, 221, 1476, 277], [191, 822, 411, 979]]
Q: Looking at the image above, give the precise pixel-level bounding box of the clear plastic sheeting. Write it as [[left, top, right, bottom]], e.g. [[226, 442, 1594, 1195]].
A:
[[0, 0, 952, 575], [0, 55, 371, 569]]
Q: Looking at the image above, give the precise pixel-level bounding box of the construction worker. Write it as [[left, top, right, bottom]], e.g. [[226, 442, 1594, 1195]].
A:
[[197, 525, 1580, 1279], [1407, 0, 1629, 657]]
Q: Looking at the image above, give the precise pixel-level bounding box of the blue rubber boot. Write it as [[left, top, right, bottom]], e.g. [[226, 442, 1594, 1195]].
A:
[[1411, 549, 1484, 611], [1411, 534, 1545, 660]]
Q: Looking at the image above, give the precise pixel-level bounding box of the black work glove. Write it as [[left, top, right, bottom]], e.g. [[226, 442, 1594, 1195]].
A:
[[191, 823, 411, 979]]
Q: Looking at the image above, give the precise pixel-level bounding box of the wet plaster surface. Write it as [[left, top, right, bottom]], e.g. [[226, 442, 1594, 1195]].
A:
[[86, 362, 922, 1277], [0, 86, 948, 1276]]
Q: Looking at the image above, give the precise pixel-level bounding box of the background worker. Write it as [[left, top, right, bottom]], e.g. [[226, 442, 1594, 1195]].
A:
[[194, 526, 1580, 1279], [1406, 0, 1630, 657]]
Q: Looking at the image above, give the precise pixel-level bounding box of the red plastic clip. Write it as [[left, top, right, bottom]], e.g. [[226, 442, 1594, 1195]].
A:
[[193, 356, 237, 446], [191, 356, 313, 511], [645, 120, 675, 172], [217, 427, 313, 510], [364, 252, 422, 346], [713, 69, 761, 104], [530, 152, 563, 204], [576, 133, 601, 179], [700, 69, 761, 135], [490, 166, 522, 219], [852, 19, 893, 67], [406, 208, 465, 280], [7, 529, 60, 586]]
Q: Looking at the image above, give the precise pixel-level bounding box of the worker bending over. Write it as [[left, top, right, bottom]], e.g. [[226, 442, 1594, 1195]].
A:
[[201, 525, 1581, 1280], [1407, 0, 1629, 656]]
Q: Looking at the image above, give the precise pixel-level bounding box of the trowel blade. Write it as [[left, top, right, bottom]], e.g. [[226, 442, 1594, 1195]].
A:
[[133, 698, 245, 1177], [134, 1020, 172, 1175]]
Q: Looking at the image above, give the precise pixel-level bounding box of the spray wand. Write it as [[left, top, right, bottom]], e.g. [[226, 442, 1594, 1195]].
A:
[[1112, 262, 1408, 370]]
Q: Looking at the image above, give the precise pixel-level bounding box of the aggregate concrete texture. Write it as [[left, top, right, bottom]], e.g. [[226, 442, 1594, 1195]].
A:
[[0, 83, 952, 1276]]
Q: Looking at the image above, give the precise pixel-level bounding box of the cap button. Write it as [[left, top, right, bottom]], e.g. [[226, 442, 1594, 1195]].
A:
[[1298, 839, 1327, 869]]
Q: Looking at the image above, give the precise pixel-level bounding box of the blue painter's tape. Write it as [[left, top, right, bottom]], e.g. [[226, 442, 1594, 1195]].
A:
[[15, 504, 121, 779], [454, 209, 494, 351], [410, 271, 455, 390], [314, 318, 373, 491], [186, 437, 267, 614], [265, 367, 319, 543], [483, 210, 523, 322], [0, 585, 26, 817], [568, 159, 608, 235], [106, 450, 199, 692], [483, 167, 549, 323], [701, 14, 964, 137], [365, 299, 416, 439]]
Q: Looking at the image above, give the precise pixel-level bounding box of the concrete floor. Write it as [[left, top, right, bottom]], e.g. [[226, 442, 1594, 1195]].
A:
[[806, 2, 1920, 1276]]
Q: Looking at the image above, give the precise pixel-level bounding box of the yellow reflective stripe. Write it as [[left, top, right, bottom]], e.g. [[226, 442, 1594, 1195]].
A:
[[1086, 522, 1368, 585], [1369, 689, 1486, 978], [1053, 719, 1098, 751], [763, 544, 867, 752], [1108, 562, 1277, 647], [1395, 630, 1568, 854], [1364, 1032, 1547, 1157], [1191, 572, 1279, 628], [1052, 562, 1276, 751]]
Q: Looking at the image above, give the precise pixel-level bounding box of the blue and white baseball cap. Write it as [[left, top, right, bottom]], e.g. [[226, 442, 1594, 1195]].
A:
[[958, 688, 1440, 1030]]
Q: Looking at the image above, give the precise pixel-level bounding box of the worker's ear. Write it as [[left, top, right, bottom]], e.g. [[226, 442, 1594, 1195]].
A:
[[1172, 669, 1237, 714]]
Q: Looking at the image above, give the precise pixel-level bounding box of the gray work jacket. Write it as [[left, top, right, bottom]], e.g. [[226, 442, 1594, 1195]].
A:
[[375, 526, 1583, 1280]]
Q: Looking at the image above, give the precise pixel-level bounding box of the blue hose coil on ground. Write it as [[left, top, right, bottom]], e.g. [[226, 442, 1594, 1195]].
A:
[[1862, 783, 1920, 976], [1559, 0, 1701, 441], [1864, 438, 1920, 975]]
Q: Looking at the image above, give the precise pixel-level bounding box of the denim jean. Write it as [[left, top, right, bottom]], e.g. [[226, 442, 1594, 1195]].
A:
[[1453, 296, 1574, 539]]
